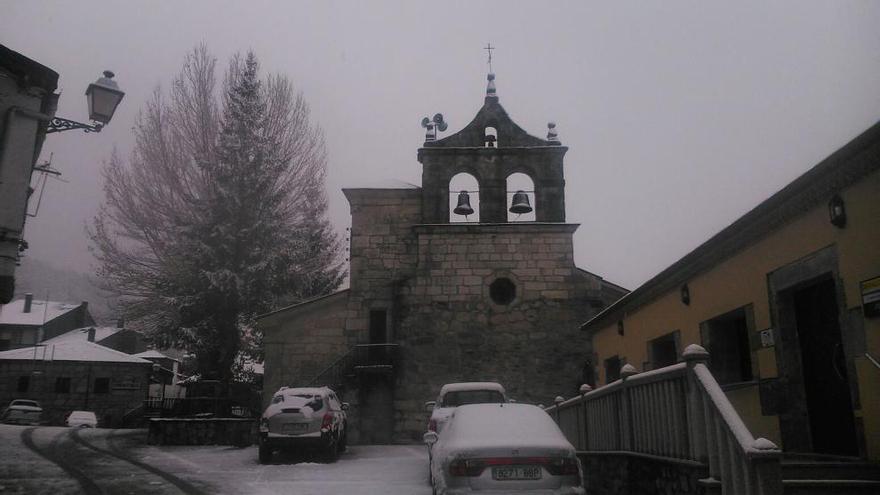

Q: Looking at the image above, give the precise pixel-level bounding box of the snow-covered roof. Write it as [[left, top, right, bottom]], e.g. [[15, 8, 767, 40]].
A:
[[343, 178, 419, 189], [0, 341, 152, 364], [133, 349, 179, 361], [0, 298, 82, 326], [42, 326, 121, 344], [443, 403, 573, 451], [439, 382, 506, 396]]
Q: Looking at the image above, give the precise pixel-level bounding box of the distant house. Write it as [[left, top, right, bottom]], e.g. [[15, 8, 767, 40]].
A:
[[0, 341, 152, 426], [0, 293, 93, 351], [43, 322, 146, 355]]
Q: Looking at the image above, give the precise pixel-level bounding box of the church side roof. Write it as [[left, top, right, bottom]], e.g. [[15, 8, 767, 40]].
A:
[[256, 289, 350, 321]]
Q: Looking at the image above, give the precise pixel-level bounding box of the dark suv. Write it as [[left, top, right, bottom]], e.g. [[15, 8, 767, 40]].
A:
[[259, 386, 348, 463]]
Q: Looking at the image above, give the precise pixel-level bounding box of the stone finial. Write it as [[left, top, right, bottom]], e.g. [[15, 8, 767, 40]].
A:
[[682, 344, 710, 363], [752, 437, 780, 451], [620, 363, 638, 380], [554, 395, 564, 404], [486, 73, 497, 99], [579, 383, 593, 395], [547, 122, 560, 143]]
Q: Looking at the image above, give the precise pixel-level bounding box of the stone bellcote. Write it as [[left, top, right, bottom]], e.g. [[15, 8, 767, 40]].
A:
[[417, 74, 568, 224]]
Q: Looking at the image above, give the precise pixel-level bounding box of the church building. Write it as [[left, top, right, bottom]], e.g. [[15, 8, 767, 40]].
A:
[[258, 74, 627, 443]]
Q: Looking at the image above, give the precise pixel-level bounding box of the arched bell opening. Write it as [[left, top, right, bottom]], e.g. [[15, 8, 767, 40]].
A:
[[449, 172, 480, 223], [484, 126, 498, 148], [506, 172, 536, 222]]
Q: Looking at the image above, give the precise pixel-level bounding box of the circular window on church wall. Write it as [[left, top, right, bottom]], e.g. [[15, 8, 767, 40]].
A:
[[489, 278, 517, 305]]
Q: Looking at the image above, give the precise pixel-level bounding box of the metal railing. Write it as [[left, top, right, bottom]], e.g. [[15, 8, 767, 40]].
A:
[[545, 344, 782, 495], [866, 352, 880, 371], [308, 343, 399, 389]]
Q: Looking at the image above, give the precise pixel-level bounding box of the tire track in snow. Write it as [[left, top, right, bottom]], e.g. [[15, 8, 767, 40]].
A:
[[71, 427, 208, 495], [20, 427, 103, 495]]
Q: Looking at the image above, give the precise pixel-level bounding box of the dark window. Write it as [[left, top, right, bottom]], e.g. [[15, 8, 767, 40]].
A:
[[648, 332, 679, 370], [701, 307, 753, 385], [94, 377, 110, 394], [0, 339, 10, 351], [489, 278, 516, 305], [605, 355, 622, 383], [55, 377, 71, 393], [17, 376, 29, 393], [369, 310, 387, 344]]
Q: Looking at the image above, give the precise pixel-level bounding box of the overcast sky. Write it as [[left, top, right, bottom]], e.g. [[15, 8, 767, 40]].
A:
[[2, 1, 880, 291]]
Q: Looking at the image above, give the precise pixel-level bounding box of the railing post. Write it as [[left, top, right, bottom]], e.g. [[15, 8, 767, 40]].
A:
[[579, 384, 592, 451], [554, 395, 564, 424], [620, 364, 638, 451], [751, 438, 783, 495], [683, 344, 709, 462]]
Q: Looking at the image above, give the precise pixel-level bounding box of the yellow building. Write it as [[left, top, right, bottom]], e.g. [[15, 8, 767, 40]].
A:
[[582, 120, 880, 461]]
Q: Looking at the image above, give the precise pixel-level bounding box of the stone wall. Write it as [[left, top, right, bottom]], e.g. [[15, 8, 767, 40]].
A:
[[0, 360, 150, 426], [580, 452, 709, 495], [147, 418, 256, 446], [261, 292, 350, 408], [392, 223, 610, 441]]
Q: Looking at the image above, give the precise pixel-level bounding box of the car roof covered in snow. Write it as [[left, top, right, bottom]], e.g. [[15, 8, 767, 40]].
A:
[[275, 386, 333, 396], [443, 403, 573, 451], [439, 382, 505, 396]]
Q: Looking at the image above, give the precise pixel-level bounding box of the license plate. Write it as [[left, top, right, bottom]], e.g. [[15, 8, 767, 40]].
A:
[[282, 423, 309, 434], [491, 466, 542, 481]]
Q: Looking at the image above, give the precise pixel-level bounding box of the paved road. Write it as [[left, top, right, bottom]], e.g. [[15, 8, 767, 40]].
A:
[[0, 425, 432, 494]]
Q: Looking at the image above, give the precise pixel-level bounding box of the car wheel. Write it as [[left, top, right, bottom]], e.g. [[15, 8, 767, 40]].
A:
[[258, 441, 272, 464], [322, 437, 339, 463], [337, 430, 347, 453]]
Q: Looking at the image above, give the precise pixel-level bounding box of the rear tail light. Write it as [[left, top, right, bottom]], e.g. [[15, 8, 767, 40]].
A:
[[449, 459, 486, 477], [428, 419, 437, 432], [545, 457, 579, 476], [321, 413, 333, 431]]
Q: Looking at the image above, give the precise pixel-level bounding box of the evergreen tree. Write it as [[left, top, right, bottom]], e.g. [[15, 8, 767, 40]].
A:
[[90, 47, 344, 382]]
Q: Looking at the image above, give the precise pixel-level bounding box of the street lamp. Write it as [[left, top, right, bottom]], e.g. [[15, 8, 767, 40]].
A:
[[46, 70, 124, 133]]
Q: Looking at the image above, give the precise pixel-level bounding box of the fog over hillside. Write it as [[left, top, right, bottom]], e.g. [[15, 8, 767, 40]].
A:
[[11, 257, 116, 324]]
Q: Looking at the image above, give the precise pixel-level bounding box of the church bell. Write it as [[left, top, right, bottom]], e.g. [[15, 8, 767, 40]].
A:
[[509, 190, 533, 214], [453, 191, 475, 216]]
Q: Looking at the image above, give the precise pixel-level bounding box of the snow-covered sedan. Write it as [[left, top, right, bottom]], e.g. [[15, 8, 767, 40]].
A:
[[425, 382, 508, 435], [258, 386, 348, 463], [66, 410, 98, 428], [0, 399, 43, 425], [424, 403, 584, 495]]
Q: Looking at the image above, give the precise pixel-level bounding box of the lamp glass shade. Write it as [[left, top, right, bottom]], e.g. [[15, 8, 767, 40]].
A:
[[86, 71, 124, 124]]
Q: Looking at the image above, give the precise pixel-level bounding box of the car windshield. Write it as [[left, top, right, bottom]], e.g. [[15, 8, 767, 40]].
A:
[[12, 400, 38, 408], [440, 390, 505, 407]]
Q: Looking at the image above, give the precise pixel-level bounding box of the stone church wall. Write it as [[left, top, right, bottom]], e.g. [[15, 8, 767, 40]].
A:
[[391, 223, 609, 441]]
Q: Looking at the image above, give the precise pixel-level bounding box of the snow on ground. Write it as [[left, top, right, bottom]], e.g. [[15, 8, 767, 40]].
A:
[[130, 441, 434, 494]]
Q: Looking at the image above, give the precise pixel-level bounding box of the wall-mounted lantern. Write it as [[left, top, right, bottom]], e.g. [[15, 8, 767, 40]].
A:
[[680, 283, 691, 306], [47, 71, 124, 133], [828, 194, 846, 228]]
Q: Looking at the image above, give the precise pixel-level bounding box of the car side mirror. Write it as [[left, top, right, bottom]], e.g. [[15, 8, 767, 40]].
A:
[[424, 401, 436, 412], [341, 402, 350, 411], [423, 431, 439, 445]]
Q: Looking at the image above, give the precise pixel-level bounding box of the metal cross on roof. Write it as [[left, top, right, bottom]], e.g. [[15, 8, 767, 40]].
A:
[[485, 43, 495, 72]]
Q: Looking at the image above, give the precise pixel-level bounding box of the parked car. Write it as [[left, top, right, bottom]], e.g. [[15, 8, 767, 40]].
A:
[[66, 410, 98, 428], [425, 382, 508, 435], [424, 403, 584, 495], [258, 386, 348, 464], [0, 399, 43, 425]]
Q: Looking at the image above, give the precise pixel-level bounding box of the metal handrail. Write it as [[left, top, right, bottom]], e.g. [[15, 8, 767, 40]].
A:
[[867, 352, 880, 370]]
